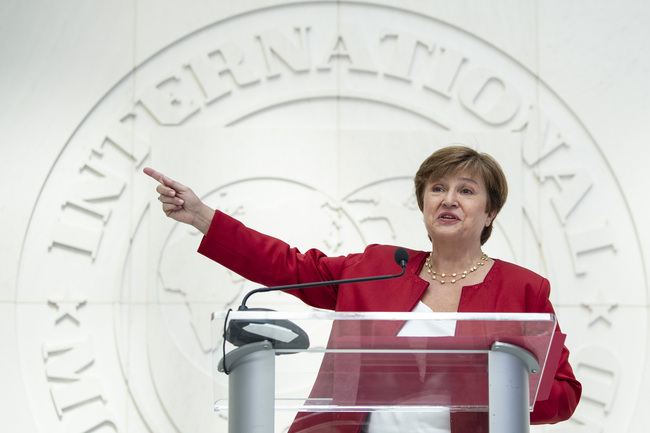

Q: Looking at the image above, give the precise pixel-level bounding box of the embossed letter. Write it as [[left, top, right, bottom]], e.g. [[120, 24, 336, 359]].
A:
[[566, 221, 617, 275], [514, 105, 568, 167], [100, 113, 150, 166], [64, 160, 126, 223], [257, 26, 311, 77], [44, 336, 118, 431], [563, 346, 622, 431], [49, 160, 126, 259], [50, 220, 103, 260], [422, 46, 466, 98], [139, 74, 201, 125], [317, 24, 377, 73], [186, 42, 260, 104], [44, 336, 104, 415], [538, 167, 593, 224], [380, 29, 435, 82], [458, 68, 520, 125]]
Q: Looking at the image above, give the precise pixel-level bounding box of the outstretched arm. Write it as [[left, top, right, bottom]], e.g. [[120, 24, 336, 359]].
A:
[[143, 167, 215, 235]]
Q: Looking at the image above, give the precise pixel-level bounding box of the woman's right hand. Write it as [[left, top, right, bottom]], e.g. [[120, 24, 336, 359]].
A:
[[143, 167, 214, 234]]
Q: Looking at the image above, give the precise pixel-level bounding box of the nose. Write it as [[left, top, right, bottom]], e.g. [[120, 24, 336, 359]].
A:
[[441, 190, 458, 207]]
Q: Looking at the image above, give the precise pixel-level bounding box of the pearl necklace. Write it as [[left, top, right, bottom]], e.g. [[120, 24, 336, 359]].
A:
[[425, 252, 488, 284]]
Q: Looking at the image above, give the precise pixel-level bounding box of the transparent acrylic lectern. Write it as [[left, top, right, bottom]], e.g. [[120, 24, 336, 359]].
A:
[[211, 310, 564, 433]]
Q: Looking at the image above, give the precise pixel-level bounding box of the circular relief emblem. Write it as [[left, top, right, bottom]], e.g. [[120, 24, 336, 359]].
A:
[[16, 2, 645, 432]]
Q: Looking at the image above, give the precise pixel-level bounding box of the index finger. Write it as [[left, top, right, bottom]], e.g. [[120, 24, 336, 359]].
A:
[[143, 167, 172, 187]]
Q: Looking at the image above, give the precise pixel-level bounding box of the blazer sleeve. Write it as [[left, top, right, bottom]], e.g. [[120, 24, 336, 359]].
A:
[[197, 210, 345, 310], [529, 278, 582, 424]]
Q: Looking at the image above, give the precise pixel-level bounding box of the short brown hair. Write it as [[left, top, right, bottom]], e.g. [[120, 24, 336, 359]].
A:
[[414, 145, 508, 245]]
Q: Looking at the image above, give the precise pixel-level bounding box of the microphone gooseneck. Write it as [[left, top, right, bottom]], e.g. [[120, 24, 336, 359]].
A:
[[222, 247, 410, 366], [238, 247, 410, 310]]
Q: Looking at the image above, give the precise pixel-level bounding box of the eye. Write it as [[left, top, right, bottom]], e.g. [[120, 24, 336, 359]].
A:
[[431, 185, 444, 192]]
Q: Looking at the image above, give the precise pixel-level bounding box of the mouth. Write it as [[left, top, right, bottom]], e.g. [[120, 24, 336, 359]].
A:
[[438, 213, 459, 221]]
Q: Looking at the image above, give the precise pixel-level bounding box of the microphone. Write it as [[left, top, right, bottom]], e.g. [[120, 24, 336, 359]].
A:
[[238, 247, 410, 310], [223, 248, 410, 352]]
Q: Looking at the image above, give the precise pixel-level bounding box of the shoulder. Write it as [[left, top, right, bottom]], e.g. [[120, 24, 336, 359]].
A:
[[488, 259, 551, 296], [489, 259, 552, 301], [491, 259, 546, 282]]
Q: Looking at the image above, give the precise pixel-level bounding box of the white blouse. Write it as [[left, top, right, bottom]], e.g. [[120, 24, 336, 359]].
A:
[[361, 302, 456, 433]]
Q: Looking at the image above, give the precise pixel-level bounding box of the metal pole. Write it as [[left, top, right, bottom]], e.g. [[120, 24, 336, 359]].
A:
[[219, 341, 276, 433], [488, 342, 539, 433]]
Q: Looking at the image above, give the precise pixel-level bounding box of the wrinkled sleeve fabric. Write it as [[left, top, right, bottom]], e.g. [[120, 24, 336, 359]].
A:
[[197, 210, 351, 310]]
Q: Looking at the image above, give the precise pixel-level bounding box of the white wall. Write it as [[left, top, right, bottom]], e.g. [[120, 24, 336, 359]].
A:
[[1, 1, 649, 432]]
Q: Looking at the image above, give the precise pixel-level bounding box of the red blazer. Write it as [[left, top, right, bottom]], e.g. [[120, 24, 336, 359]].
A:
[[199, 211, 582, 432]]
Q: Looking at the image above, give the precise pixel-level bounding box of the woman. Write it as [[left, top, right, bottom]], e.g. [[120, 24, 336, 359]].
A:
[[144, 145, 581, 432]]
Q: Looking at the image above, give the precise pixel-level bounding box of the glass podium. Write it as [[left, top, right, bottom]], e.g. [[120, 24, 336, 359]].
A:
[[211, 310, 563, 433]]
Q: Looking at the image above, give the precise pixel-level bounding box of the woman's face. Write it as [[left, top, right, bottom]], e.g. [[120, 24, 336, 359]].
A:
[[422, 171, 495, 247]]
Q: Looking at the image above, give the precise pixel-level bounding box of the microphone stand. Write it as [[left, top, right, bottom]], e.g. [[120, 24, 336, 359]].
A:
[[225, 247, 409, 350], [238, 265, 407, 310]]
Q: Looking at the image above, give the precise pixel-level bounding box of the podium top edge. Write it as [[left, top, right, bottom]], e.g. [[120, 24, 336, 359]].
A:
[[211, 311, 556, 322]]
